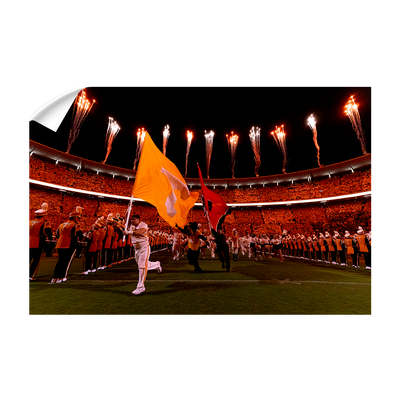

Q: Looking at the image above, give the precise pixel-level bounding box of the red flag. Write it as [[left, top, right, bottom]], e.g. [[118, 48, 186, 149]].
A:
[[197, 164, 229, 231]]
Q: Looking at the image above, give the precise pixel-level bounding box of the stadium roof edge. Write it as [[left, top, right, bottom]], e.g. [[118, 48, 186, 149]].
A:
[[29, 140, 371, 187]]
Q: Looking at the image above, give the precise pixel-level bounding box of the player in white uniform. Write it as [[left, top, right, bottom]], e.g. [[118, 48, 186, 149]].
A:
[[208, 233, 217, 260], [124, 214, 162, 295], [172, 229, 182, 260]]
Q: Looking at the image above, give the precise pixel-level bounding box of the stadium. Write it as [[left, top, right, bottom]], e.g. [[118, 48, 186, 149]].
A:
[[29, 87, 371, 315]]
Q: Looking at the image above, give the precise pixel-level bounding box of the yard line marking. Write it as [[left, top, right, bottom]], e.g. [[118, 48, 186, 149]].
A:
[[55, 279, 371, 285], [296, 280, 370, 285]]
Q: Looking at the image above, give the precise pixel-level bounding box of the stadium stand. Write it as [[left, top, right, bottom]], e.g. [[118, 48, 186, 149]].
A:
[[29, 151, 371, 236]]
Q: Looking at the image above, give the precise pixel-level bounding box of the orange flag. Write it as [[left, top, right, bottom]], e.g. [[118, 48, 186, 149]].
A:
[[132, 132, 199, 228]]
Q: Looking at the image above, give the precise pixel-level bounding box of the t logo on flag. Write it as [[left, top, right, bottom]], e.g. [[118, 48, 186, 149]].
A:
[[161, 167, 191, 218]]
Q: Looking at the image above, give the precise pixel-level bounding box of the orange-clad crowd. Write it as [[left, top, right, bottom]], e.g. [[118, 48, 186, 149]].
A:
[[29, 154, 372, 280], [30, 156, 370, 203], [29, 155, 371, 237], [212, 169, 370, 202]]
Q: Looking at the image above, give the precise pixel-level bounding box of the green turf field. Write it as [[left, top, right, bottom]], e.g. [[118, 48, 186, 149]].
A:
[[29, 250, 371, 315]]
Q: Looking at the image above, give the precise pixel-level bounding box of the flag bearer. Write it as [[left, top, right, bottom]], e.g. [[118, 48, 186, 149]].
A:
[[176, 221, 208, 273], [212, 225, 231, 271], [124, 214, 162, 295]]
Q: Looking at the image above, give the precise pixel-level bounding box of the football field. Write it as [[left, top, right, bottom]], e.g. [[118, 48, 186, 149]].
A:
[[29, 249, 371, 315]]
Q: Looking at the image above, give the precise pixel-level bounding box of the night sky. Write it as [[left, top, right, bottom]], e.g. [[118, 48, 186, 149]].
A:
[[30, 87, 371, 179]]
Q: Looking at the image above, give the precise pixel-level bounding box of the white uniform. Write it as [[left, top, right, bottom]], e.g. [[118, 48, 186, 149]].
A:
[[127, 222, 161, 292]]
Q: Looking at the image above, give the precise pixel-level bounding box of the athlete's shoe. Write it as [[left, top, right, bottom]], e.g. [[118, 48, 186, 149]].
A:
[[156, 262, 162, 273], [366, 266, 371, 269], [132, 287, 146, 296]]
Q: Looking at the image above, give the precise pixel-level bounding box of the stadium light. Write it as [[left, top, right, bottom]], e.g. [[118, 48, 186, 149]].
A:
[[214, 190, 371, 207], [29, 179, 371, 208]]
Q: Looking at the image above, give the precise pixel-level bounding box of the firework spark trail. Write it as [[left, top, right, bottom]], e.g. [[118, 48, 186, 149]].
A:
[[184, 130, 193, 177], [226, 131, 239, 178], [249, 126, 261, 177], [204, 130, 215, 178], [101, 117, 121, 164], [66, 90, 95, 154], [163, 125, 170, 156], [133, 128, 146, 171], [271, 125, 288, 174], [307, 114, 321, 167], [345, 95, 367, 155]]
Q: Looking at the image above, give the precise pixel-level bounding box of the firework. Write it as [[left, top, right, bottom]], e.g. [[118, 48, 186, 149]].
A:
[[271, 125, 288, 174], [204, 130, 215, 178], [226, 131, 239, 178], [345, 95, 367, 155], [133, 128, 146, 171], [307, 114, 322, 167], [249, 126, 261, 177], [163, 125, 170, 156], [102, 117, 121, 164], [185, 130, 193, 177], [66, 90, 95, 154]]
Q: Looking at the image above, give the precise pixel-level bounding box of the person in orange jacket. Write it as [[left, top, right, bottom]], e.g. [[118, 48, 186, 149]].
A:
[[51, 207, 84, 283], [344, 230, 358, 268], [312, 234, 321, 261], [333, 231, 347, 266], [325, 231, 337, 264], [177, 222, 209, 273], [29, 202, 53, 280], [318, 232, 328, 262], [82, 221, 101, 274], [101, 214, 116, 268], [356, 226, 371, 269]]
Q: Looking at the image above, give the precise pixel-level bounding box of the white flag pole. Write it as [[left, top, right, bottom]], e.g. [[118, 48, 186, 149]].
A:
[[123, 194, 134, 240]]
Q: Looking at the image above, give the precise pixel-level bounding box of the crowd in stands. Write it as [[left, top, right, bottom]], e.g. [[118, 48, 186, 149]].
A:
[[29, 155, 371, 237], [30, 187, 371, 238], [29, 157, 133, 197], [212, 169, 371, 202], [30, 156, 371, 204]]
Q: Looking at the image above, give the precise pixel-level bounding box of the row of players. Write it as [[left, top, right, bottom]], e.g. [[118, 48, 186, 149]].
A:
[[170, 227, 372, 269]]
